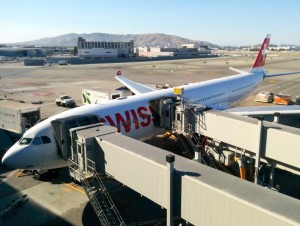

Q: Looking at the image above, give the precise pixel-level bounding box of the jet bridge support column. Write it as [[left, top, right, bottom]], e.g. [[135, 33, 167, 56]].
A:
[[269, 162, 276, 188], [166, 154, 175, 226], [273, 112, 280, 123], [254, 117, 264, 184], [194, 149, 201, 163]]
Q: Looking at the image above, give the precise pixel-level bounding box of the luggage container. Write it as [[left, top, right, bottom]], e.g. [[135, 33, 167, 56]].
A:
[[255, 91, 274, 103], [295, 96, 300, 105], [273, 94, 292, 105]]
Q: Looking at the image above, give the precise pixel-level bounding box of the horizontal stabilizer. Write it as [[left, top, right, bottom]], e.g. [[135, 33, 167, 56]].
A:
[[115, 71, 157, 95], [265, 71, 300, 78]]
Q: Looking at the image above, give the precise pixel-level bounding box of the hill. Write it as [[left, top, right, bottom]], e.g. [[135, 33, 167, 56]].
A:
[[14, 33, 217, 48]]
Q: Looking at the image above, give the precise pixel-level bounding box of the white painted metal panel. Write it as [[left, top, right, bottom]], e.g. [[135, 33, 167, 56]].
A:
[[0, 107, 22, 133], [198, 111, 259, 151], [96, 137, 167, 208], [265, 127, 300, 168], [181, 176, 298, 226]]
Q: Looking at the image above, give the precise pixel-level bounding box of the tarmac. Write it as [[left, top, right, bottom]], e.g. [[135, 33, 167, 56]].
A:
[[1, 51, 300, 225]]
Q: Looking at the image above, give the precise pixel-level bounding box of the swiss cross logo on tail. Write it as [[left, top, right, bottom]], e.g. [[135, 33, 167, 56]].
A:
[[259, 43, 267, 65], [252, 34, 271, 69], [262, 44, 267, 56]]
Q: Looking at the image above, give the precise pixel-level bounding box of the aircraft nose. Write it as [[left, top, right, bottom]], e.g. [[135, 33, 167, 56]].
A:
[[1, 147, 22, 169]]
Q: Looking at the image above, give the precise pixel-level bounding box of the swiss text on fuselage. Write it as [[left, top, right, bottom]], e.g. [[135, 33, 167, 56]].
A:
[[99, 105, 153, 133]]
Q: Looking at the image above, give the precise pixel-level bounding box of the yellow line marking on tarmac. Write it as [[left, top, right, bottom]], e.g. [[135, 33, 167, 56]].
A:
[[63, 183, 85, 194], [16, 169, 24, 177], [63, 187, 72, 193], [16, 170, 33, 177]]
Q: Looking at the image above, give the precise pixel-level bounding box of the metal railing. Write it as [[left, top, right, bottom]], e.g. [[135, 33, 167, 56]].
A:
[[68, 156, 126, 226]]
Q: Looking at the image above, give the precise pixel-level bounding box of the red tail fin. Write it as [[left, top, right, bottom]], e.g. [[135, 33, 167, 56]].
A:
[[251, 34, 271, 71]]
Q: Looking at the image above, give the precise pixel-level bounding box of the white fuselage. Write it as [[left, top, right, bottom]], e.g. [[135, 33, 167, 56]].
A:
[[2, 71, 264, 170]]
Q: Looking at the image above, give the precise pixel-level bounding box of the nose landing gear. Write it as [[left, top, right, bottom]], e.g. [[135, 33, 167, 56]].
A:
[[32, 169, 52, 180], [33, 170, 42, 180]]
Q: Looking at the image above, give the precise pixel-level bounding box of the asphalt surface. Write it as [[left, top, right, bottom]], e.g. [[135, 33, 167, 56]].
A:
[[1, 52, 300, 225]]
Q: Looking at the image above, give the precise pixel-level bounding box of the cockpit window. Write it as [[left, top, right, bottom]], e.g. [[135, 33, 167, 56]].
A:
[[19, 138, 33, 145], [32, 137, 42, 145], [41, 136, 51, 144]]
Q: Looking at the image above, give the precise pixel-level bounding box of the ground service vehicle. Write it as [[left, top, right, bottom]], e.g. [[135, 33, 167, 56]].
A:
[[273, 94, 292, 105], [255, 91, 274, 103], [55, 95, 76, 107]]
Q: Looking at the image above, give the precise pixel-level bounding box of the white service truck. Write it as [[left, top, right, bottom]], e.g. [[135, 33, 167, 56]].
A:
[[82, 88, 132, 104], [0, 100, 41, 134]]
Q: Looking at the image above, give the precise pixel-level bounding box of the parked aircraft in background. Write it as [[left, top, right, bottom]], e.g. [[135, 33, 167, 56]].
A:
[[2, 34, 300, 178]]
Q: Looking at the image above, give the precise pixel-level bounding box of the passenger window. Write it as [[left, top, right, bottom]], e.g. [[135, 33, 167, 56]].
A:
[[32, 137, 41, 145], [41, 136, 51, 144]]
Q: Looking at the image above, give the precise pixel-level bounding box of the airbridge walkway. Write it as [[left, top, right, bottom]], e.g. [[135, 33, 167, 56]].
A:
[[172, 107, 300, 175], [70, 124, 300, 226]]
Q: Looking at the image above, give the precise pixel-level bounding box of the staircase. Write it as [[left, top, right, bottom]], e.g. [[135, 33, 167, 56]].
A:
[[69, 158, 126, 226], [174, 133, 194, 159]]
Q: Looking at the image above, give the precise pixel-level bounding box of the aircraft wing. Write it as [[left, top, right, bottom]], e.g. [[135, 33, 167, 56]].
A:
[[225, 105, 300, 116], [115, 72, 157, 95]]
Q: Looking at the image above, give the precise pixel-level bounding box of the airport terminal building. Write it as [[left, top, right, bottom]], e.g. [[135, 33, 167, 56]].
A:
[[77, 37, 134, 58]]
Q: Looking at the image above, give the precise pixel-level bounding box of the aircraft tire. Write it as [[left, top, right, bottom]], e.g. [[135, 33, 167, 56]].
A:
[[33, 170, 41, 180]]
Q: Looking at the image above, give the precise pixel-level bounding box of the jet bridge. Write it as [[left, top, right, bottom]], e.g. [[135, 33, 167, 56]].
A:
[[51, 114, 101, 160], [68, 124, 300, 226], [149, 97, 179, 130], [148, 94, 300, 189], [171, 105, 300, 174]]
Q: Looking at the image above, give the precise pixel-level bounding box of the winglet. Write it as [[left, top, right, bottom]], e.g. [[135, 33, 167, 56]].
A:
[[250, 34, 271, 72]]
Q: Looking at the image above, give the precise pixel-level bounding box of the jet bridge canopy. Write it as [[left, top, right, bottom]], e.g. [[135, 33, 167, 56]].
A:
[[51, 114, 101, 160], [149, 97, 179, 129]]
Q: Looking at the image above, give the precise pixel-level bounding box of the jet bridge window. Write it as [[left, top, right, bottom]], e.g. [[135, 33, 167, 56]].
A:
[[41, 136, 51, 144], [32, 137, 42, 145]]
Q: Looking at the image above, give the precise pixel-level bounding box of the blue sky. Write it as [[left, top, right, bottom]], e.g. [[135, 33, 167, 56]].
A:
[[1, 0, 299, 45]]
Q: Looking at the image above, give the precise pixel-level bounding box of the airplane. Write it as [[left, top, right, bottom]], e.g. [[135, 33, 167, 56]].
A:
[[2, 34, 300, 178]]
